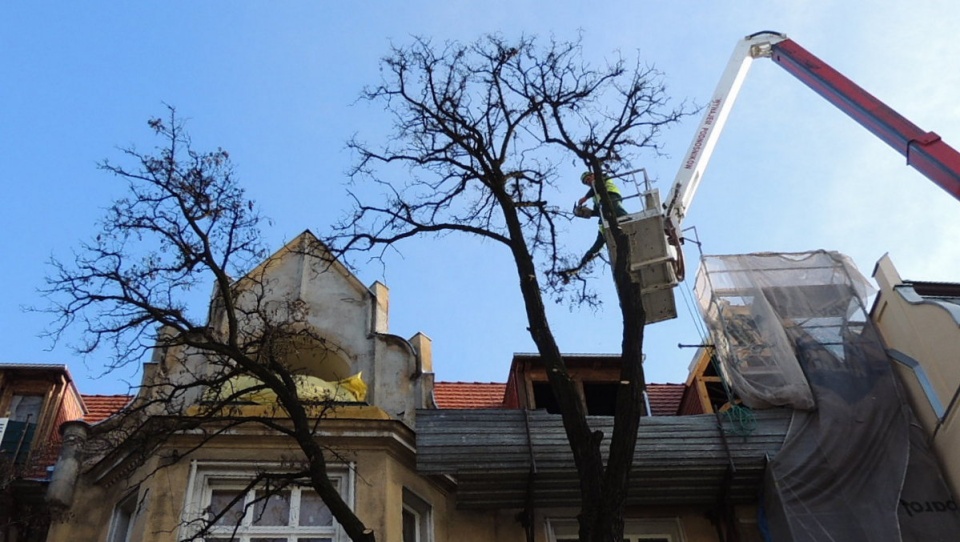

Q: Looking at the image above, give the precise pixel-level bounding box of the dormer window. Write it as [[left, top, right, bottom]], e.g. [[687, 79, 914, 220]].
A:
[[582, 381, 619, 416], [508, 354, 643, 416], [530, 380, 621, 416], [9, 394, 43, 423], [1, 394, 44, 465], [530, 382, 561, 414]]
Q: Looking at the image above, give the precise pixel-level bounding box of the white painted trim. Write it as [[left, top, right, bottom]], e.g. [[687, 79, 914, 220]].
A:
[[895, 285, 960, 326]]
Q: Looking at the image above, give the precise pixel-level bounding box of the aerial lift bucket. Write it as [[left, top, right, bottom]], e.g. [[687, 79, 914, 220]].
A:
[[604, 186, 679, 324]]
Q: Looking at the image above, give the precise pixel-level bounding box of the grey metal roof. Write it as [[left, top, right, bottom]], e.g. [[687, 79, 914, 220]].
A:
[[416, 408, 792, 509]]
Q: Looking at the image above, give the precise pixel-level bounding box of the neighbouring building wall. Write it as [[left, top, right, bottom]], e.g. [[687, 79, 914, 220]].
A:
[[1, 366, 90, 542], [873, 254, 960, 499]]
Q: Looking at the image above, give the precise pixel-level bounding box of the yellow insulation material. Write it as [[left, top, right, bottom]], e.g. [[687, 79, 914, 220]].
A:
[[214, 372, 367, 404]]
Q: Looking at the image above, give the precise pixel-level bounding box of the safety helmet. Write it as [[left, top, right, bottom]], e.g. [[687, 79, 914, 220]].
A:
[[580, 171, 594, 183]]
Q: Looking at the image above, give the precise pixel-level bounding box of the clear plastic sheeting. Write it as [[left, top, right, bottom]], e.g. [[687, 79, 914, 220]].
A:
[[695, 251, 958, 541], [694, 251, 874, 409]]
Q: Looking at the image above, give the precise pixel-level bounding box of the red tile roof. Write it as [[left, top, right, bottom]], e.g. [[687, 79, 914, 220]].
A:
[[434, 382, 686, 415], [76, 385, 683, 416], [646, 383, 685, 416], [434, 382, 506, 409], [81, 394, 132, 423]]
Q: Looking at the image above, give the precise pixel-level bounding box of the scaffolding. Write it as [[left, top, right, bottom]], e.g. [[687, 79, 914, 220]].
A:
[[694, 251, 874, 410], [695, 251, 960, 541]]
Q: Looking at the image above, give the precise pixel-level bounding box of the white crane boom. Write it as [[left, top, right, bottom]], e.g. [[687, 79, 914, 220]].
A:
[[663, 31, 786, 233], [602, 29, 960, 325]]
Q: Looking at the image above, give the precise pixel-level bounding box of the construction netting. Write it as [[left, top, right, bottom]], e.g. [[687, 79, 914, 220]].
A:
[[694, 251, 875, 410], [696, 250, 960, 542]]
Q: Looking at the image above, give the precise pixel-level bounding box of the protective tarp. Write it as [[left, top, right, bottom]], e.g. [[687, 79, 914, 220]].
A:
[[697, 251, 959, 541], [897, 420, 960, 540], [694, 252, 867, 409]]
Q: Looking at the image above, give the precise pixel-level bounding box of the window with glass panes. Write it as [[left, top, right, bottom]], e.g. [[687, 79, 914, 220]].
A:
[[183, 463, 351, 542], [106, 490, 138, 542], [401, 488, 432, 542]]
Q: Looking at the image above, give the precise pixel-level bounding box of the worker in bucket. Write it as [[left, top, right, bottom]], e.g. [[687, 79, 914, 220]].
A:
[[562, 171, 628, 277]]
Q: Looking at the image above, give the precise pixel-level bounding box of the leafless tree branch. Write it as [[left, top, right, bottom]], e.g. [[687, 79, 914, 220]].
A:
[[39, 107, 377, 542], [331, 34, 694, 542]]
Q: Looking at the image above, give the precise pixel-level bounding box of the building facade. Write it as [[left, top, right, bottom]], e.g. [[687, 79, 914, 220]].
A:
[[26, 242, 960, 542]]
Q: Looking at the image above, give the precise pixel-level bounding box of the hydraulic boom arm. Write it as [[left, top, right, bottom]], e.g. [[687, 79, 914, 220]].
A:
[[601, 31, 960, 325], [664, 31, 960, 235], [770, 38, 960, 202]]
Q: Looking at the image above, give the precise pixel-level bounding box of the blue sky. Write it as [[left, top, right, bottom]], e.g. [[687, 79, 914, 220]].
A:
[[3, 2, 959, 395]]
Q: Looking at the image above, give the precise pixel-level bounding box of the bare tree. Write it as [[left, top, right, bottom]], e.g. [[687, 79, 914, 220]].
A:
[[42, 108, 376, 542], [332, 35, 692, 542]]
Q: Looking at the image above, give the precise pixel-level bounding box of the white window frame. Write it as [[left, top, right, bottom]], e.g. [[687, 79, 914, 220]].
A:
[[401, 488, 433, 542], [106, 489, 139, 542], [547, 518, 685, 542], [180, 461, 354, 542]]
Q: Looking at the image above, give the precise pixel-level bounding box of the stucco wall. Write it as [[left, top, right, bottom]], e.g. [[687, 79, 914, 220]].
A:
[[46, 451, 191, 542], [873, 254, 960, 499], [145, 233, 428, 428]]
